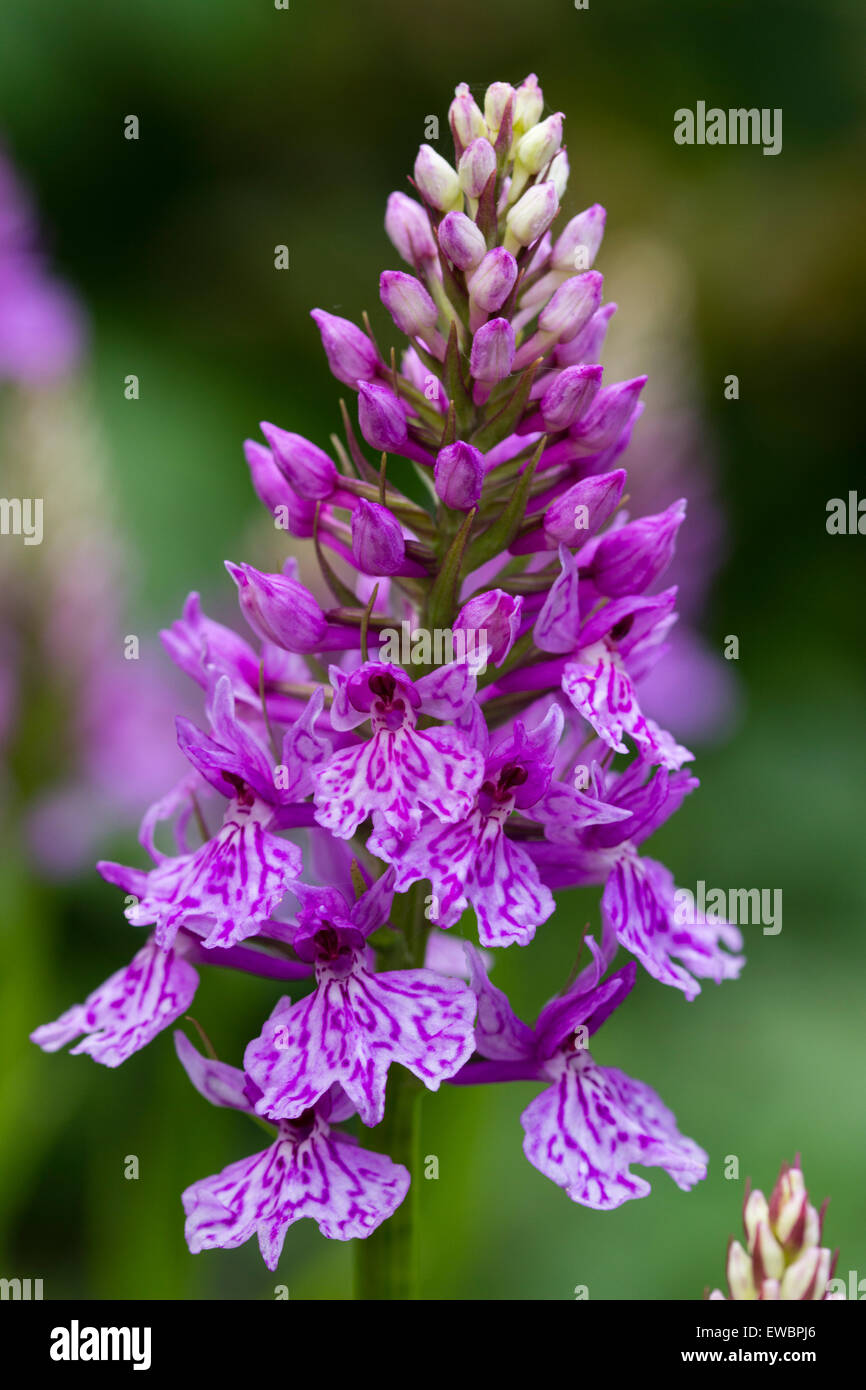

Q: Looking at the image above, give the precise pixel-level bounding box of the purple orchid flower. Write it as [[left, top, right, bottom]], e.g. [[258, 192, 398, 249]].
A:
[[30, 75, 746, 1287], [176, 1034, 409, 1265], [244, 874, 476, 1126], [453, 934, 708, 1208]]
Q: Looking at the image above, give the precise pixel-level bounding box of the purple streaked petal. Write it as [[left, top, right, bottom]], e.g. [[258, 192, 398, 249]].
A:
[[30, 938, 198, 1067], [244, 964, 476, 1126], [602, 854, 745, 999], [521, 1052, 708, 1209], [314, 725, 484, 839], [182, 1115, 409, 1265]]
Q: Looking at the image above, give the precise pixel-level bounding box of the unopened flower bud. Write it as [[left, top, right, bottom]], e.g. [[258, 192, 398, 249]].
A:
[[552, 204, 607, 271], [543, 469, 626, 545], [449, 83, 487, 153], [454, 589, 523, 665], [780, 1247, 832, 1302], [752, 1221, 785, 1284], [484, 82, 514, 138], [414, 145, 462, 212], [259, 422, 337, 500], [769, 1163, 820, 1250], [310, 309, 379, 387], [512, 73, 544, 135], [458, 138, 496, 199], [539, 363, 603, 430], [385, 191, 437, 267], [225, 562, 327, 653], [438, 210, 487, 271], [572, 375, 646, 452], [556, 302, 617, 367], [470, 317, 515, 382], [548, 149, 570, 200], [243, 440, 292, 516], [467, 247, 518, 314], [539, 271, 603, 343], [357, 381, 409, 452], [351, 499, 406, 575], [726, 1240, 757, 1301], [504, 181, 559, 251], [590, 498, 686, 597], [743, 1189, 771, 1249], [379, 270, 439, 338], [515, 112, 563, 175], [434, 441, 484, 510]]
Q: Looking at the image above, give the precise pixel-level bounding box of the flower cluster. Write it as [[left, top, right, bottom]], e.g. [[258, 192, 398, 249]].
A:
[[709, 1160, 839, 1301], [32, 75, 745, 1271]]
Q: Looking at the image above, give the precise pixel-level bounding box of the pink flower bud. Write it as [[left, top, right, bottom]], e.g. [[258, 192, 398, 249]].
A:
[[310, 309, 379, 387], [438, 210, 487, 270], [467, 247, 518, 312], [413, 145, 462, 212], [357, 382, 409, 452], [454, 589, 523, 665], [470, 318, 515, 382], [538, 271, 603, 343], [512, 73, 544, 134], [504, 181, 558, 249], [385, 191, 437, 266], [539, 363, 603, 430], [434, 441, 484, 510], [572, 375, 646, 452], [590, 498, 686, 596], [259, 422, 337, 500], [225, 562, 327, 653], [552, 204, 606, 271], [458, 138, 496, 198], [484, 82, 514, 137], [543, 469, 626, 544], [515, 113, 563, 174], [449, 83, 487, 153], [379, 270, 439, 338], [243, 440, 293, 515], [351, 499, 406, 575], [555, 302, 617, 367]]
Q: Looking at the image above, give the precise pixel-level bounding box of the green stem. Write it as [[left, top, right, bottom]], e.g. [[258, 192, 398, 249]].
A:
[[353, 1068, 422, 1300], [354, 882, 427, 1300]]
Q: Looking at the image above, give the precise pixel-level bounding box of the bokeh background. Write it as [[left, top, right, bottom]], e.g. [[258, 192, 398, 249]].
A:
[[1, 0, 864, 1299]]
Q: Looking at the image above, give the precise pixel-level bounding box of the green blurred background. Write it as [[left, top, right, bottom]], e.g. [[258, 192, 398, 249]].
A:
[[1, 0, 864, 1299]]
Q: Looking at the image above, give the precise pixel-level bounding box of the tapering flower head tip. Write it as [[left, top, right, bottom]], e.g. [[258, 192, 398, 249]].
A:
[[310, 309, 379, 387], [712, 1160, 835, 1301], [259, 422, 337, 500], [351, 499, 406, 576], [434, 441, 484, 511], [225, 561, 327, 653]]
